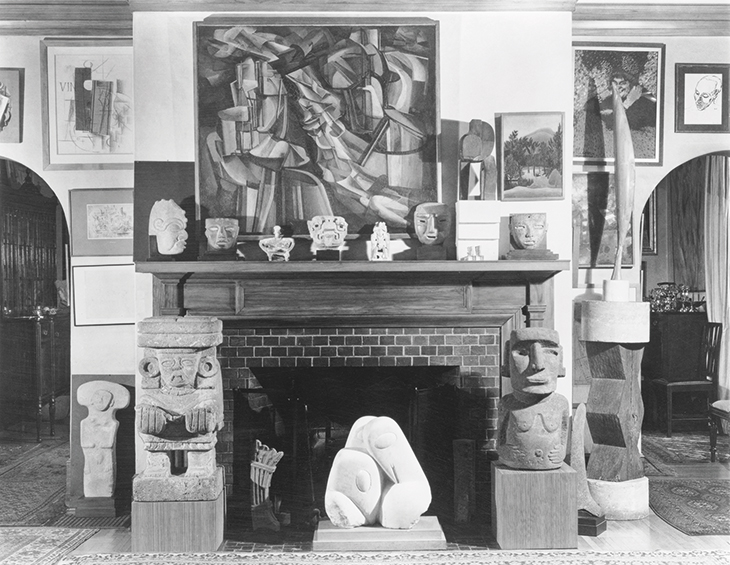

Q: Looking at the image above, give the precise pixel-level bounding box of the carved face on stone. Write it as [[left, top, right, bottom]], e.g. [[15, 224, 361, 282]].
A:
[[91, 390, 113, 412], [149, 200, 188, 255], [157, 350, 201, 395], [308, 215, 348, 248], [414, 203, 451, 246], [509, 327, 563, 399], [694, 75, 722, 111], [205, 218, 239, 251], [509, 213, 547, 250]]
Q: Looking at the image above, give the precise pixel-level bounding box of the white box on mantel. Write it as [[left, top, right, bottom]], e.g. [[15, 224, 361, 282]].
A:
[[455, 201, 500, 260]]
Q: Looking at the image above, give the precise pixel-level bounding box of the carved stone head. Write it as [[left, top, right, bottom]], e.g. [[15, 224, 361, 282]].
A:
[[205, 218, 239, 251], [509, 213, 547, 250], [308, 215, 348, 249], [414, 202, 452, 247], [149, 199, 188, 255], [509, 327, 563, 401]]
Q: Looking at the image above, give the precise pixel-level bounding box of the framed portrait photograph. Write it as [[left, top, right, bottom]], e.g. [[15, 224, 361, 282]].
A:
[[41, 38, 133, 170], [496, 112, 564, 201], [675, 63, 729, 133], [573, 42, 665, 166], [70, 188, 134, 256], [72, 264, 135, 326], [572, 172, 634, 268], [0, 68, 23, 143], [194, 17, 440, 238]]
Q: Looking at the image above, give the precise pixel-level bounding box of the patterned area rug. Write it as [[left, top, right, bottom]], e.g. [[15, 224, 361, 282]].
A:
[[649, 478, 730, 536], [0, 440, 69, 525], [0, 527, 98, 565], [642, 430, 729, 465], [57, 550, 730, 565]]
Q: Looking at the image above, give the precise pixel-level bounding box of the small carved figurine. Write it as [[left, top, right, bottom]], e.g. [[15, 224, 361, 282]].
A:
[[308, 215, 348, 259], [414, 202, 452, 260], [259, 225, 295, 262], [369, 222, 391, 261], [149, 199, 188, 256], [205, 218, 239, 253]]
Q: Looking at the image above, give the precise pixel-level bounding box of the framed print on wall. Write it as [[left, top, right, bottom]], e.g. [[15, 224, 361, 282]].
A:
[[573, 42, 665, 166], [194, 18, 440, 237], [72, 264, 135, 326], [70, 188, 133, 256], [41, 38, 133, 170], [641, 190, 657, 256], [0, 68, 24, 143], [572, 172, 634, 268], [675, 63, 729, 133], [496, 111, 564, 201]]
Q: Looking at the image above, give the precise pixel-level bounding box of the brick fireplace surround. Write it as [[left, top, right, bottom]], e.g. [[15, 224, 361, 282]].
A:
[[138, 260, 568, 523]]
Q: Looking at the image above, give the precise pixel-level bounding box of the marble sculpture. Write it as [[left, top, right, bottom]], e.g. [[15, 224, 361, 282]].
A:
[[149, 199, 188, 256]]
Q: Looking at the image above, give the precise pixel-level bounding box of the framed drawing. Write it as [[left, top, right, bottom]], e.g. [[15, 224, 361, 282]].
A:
[[194, 18, 440, 237], [573, 42, 665, 166], [70, 188, 134, 256], [572, 172, 634, 268], [0, 68, 24, 143], [675, 63, 729, 133], [641, 190, 657, 255], [496, 112, 564, 201], [41, 38, 133, 170], [72, 264, 135, 326]]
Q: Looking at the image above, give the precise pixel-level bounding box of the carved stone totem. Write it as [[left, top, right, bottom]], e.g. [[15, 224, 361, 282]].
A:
[[133, 316, 224, 502]]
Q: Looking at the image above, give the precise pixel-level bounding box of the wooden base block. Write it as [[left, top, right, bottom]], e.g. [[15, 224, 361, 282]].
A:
[[578, 510, 607, 536], [313, 516, 447, 551], [131, 489, 225, 552], [75, 496, 116, 518], [491, 462, 577, 549]]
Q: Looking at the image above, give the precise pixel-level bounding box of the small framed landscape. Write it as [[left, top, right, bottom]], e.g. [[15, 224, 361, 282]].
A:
[[497, 112, 564, 201], [70, 188, 134, 256], [675, 63, 729, 133]]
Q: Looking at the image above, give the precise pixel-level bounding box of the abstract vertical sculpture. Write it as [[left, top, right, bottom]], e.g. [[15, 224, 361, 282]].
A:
[[133, 316, 224, 501], [250, 440, 285, 531]]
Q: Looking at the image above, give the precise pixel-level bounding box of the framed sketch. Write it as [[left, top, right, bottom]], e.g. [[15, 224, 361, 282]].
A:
[[72, 264, 135, 326], [194, 18, 440, 237], [572, 172, 634, 268], [675, 63, 729, 133], [0, 68, 23, 143], [573, 42, 665, 166], [496, 112, 564, 201], [70, 188, 133, 256], [41, 38, 133, 170], [641, 190, 657, 255]]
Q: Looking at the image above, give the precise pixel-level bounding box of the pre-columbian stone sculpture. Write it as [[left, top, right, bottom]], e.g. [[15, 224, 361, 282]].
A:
[[149, 199, 188, 256], [414, 202, 452, 260], [325, 416, 431, 530]]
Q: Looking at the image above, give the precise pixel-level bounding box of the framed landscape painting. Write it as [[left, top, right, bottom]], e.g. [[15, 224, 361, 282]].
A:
[[0, 68, 23, 143], [497, 112, 564, 201], [70, 188, 134, 256], [194, 18, 440, 237], [573, 42, 665, 166], [675, 63, 729, 133]]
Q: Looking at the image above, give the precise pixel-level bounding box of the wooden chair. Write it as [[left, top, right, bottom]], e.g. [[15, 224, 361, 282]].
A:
[[710, 400, 729, 462], [651, 322, 722, 437]]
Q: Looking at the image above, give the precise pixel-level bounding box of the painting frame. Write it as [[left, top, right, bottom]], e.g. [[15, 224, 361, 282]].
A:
[[70, 188, 134, 256], [0, 68, 24, 143], [72, 264, 135, 326], [496, 111, 564, 201], [641, 190, 657, 256], [573, 42, 665, 167], [675, 63, 730, 133], [194, 17, 441, 239], [41, 38, 133, 171]]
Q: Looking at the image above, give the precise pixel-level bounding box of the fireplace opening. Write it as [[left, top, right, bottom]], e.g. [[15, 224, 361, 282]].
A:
[[227, 365, 484, 540]]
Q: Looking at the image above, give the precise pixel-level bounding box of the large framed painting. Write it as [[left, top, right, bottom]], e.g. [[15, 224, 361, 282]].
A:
[[41, 38, 133, 170], [572, 172, 634, 268], [675, 63, 729, 133], [0, 68, 24, 143], [496, 112, 564, 201], [573, 42, 665, 166], [70, 188, 134, 256], [195, 18, 440, 237]]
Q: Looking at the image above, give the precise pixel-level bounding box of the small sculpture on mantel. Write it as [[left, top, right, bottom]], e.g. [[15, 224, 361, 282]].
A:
[[204, 217, 239, 256], [369, 222, 391, 261], [259, 225, 294, 262], [502, 213, 558, 260], [149, 199, 188, 256], [308, 215, 348, 260], [414, 202, 452, 260]]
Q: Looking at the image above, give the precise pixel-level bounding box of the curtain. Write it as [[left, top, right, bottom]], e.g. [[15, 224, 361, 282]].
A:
[[704, 154, 730, 401], [669, 157, 705, 290]]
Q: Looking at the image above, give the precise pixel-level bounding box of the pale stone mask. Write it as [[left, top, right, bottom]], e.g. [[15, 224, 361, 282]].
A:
[[149, 199, 188, 255], [205, 218, 239, 251], [509, 328, 563, 400], [414, 202, 452, 246], [694, 75, 721, 111], [510, 213, 547, 250], [308, 215, 348, 248]]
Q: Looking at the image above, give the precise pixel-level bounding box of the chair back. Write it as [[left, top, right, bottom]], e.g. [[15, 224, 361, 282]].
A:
[[699, 322, 723, 397]]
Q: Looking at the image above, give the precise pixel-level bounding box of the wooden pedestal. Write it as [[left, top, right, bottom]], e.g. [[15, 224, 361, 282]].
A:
[[131, 489, 225, 552], [491, 462, 577, 549]]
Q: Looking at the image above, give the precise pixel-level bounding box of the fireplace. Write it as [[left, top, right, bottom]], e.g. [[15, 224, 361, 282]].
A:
[[138, 259, 568, 534]]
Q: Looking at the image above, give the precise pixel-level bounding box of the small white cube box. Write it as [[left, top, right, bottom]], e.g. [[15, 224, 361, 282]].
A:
[[455, 201, 500, 261]]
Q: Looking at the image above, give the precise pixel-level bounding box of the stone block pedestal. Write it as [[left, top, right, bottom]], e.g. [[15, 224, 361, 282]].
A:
[[491, 462, 577, 549], [313, 516, 446, 551]]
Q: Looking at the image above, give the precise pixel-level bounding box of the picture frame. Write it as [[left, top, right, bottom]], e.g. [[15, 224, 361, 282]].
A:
[[641, 190, 657, 255], [70, 188, 134, 256], [572, 172, 634, 268], [41, 38, 133, 170], [496, 111, 564, 201], [573, 42, 665, 166], [72, 264, 135, 326], [675, 63, 729, 133], [194, 17, 440, 238], [0, 68, 24, 143]]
